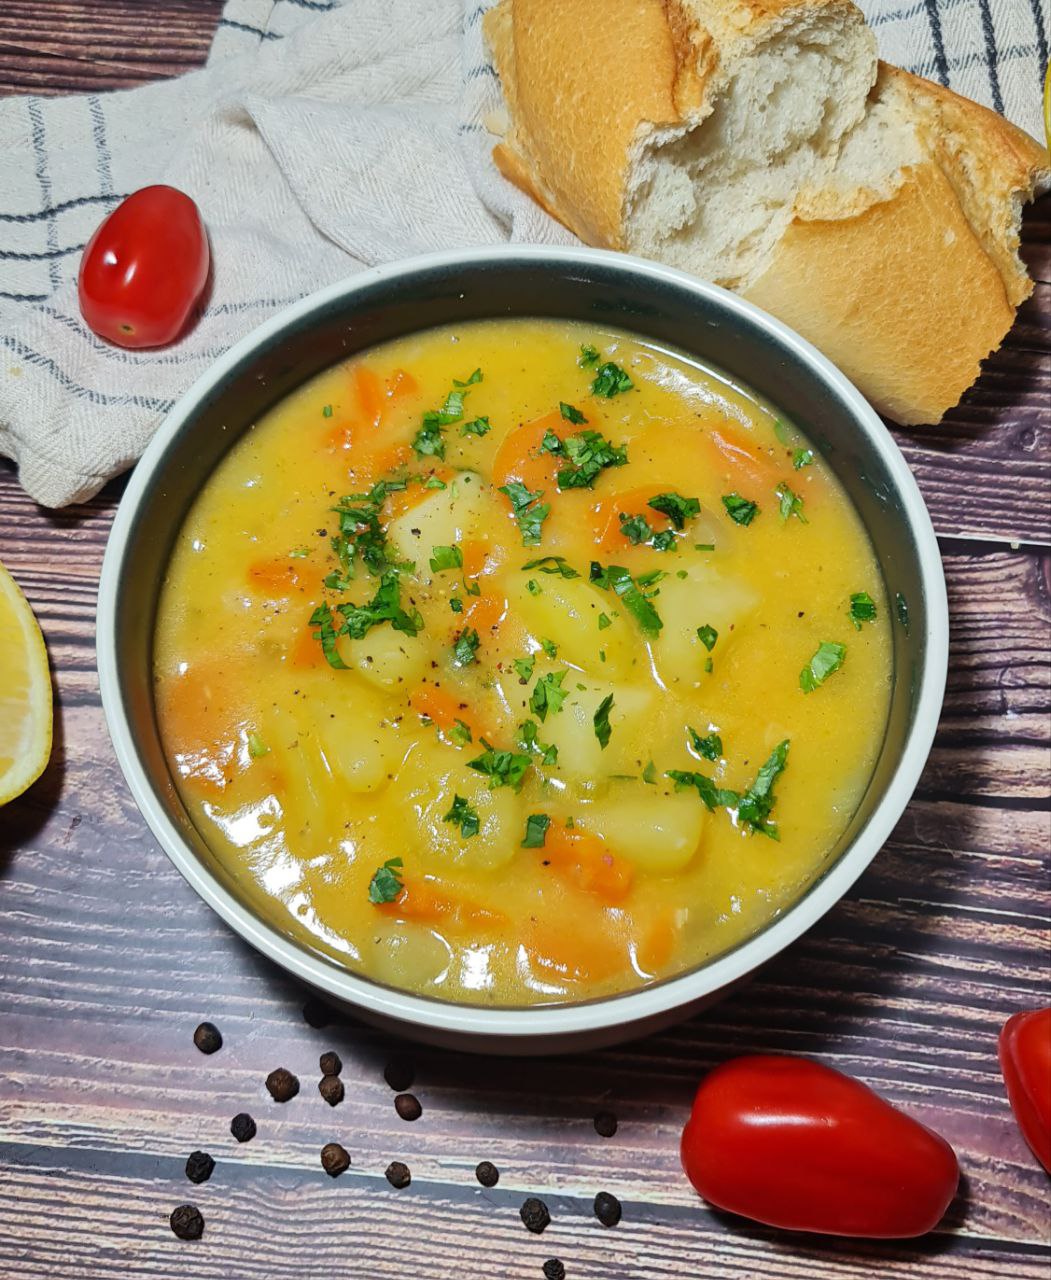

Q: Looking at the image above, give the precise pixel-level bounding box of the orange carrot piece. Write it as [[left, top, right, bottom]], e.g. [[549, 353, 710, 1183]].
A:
[[378, 878, 507, 931], [408, 685, 488, 743], [525, 919, 628, 985], [542, 824, 634, 903], [383, 465, 456, 521], [460, 537, 504, 580], [155, 665, 245, 795], [590, 485, 672, 553], [385, 368, 418, 401], [636, 907, 679, 975], [247, 557, 304, 595], [289, 620, 325, 670], [354, 364, 383, 428], [707, 423, 782, 490], [462, 591, 507, 638], [492, 412, 563, 496]]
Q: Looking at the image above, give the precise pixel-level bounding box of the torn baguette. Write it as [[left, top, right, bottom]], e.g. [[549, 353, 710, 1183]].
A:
[[484, 0, 1050, 425]]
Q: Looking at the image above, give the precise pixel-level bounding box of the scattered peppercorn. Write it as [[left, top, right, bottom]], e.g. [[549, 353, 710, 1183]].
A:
[[184, 1151, 215, 1185], [265, 1068, 300, 1102], [593, 1191, 622, 1228], [384, 1058, 415, 1092], [475, 1160, 500, 1188], [385, 1161, 412, 1189], [192, 1022, 222, 1055], [543, 1261, 566, 1280], [321, 1142, 351, 1177], [395, 1093, 422, 1122], [319, 1074, 344, 1107], [320, 1051, 342, 1077], [230, 1112, 256, 1143], [520, 1197, 551, 1234], [593, 1110, 618, 1138], [169, 1204, 204, 1240], [303, 997, 333, 1028]]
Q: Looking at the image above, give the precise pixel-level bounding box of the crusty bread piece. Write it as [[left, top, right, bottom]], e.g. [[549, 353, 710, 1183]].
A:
[[484, 0, 1050, 424]]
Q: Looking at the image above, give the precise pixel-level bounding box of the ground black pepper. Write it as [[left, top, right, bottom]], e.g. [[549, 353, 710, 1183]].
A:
[[184, 1151, 215, 1185], [192, 1022, 222, 1055], [520, 1197, 551, 1234], [319, 1074, 344, 1107], [475, 1160, 500, 1188], [321, 1142, 351, 1177], [303, 997, 333, 1028], [394, 1093, 422, 1122], [593, 1110, 618, 1138], [384, 1058, 415, 1092], [593, 1191, 622, 1228], [169, 1205, 205, 1240], [266, 1068, 300, 1102], [230, 1112, 256, 1143], [542, 1261, 566, 1280], [385, 1161, 412, 1189], [319, 1051, 342, 1077]]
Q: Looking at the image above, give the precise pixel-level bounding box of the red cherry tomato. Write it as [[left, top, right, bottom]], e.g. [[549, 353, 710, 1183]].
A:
[[999, 1007, 1051, 1172], [681, 1055, 959, 1237], [78, 185, 209, 349]]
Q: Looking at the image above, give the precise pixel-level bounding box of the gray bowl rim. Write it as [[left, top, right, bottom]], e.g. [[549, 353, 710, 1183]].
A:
[[96, 244, 949, 1040]]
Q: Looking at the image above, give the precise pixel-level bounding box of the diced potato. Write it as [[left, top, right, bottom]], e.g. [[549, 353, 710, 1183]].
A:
[[386, 472, 506, 565], [541, 678, 654, 780], [585, 788, 704, 874], [508, 571, 639, 679], [342, 623, 429, 690], [652, 565, 759, 686], [367, 924, 454, 990], [315, 694, 407, 794]]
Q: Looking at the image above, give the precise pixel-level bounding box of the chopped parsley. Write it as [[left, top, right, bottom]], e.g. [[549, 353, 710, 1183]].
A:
[[429, 544, 463, 573], [540, 431, 563, 455], [513, 655, 536, 684], [247, 731, 269, 759], [667, 769, 738, 813], [452, 368, 483, 387], [468, 740, 532, 790], [554, 430, 628, 490], [443, 794, 480, 838], [412, 413, 446, 459], [773, 418, 792, 445], [453, 627, 481, 667], [737, 739, 790, 839], [424, 475, 447, 490], [310, 571, 423, 667], [328, 479, 408, 585], [593, 694, 614, 749], [849, 591, 878, 629], [529, 671, 568, 722], [521, 555, 580, 579], [499, 480, 550, 546], [896, 591, 910, 634], [368, 857, 404, 904], [722, 493, 759, 526], [578, 343, 600, 367], [289, 547, 310, 559], [322, 404, 333, 418], [449, 596, 463, 613], [522, 813, 551, 848], [793, 448, 814, 469], [517, 719, 558, 766], [590, 561, 663, 636], [559, 401, 587, 424], [450, 718, 473, 746], [597, 612, 612, 630], [540, 637, 558, 659], [642, 760, 658, 784], [800, 640, 846, 692], [648, 492, 701, 530], [776, 482, 808, 524], [591, 361, 633, 397], [526, 578, 541, 595], [689, 727, 722, 760], [696, 624, 718, 652], [460, 416, 491, 437], [619, 512, 654, 545]]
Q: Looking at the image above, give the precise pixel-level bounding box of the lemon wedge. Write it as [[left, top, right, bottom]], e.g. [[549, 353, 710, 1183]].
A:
[[0, 559, 53, 806]]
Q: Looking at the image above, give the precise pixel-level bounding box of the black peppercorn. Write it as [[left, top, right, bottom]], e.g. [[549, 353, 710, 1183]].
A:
[[385, 1160, 412, 1189], [475, 1160, 500, 1188], [593, 1191, 622, 1228], [230, 1112, 256, 1143], [520, 1197, 551, 1234], [184, 1151, 215, 1185], [320, 1142, 351, 1177], [192, 1022, 222, 1055], [593, 1110, 618, 1138], [169, 1204, 204, 1240], [542, 1261, 566, 1280], [320, 1051, 342, 1077], [384, 1058, 415, 1092], [266, 1067, 300, 1102], [394, 1093, 422, 1122], [319, 1074, 344, 1107], [303, 997, 333, 1028]]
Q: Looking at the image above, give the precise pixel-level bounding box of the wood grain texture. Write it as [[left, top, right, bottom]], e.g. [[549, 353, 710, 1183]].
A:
[[0, 3, 1049, 1277]]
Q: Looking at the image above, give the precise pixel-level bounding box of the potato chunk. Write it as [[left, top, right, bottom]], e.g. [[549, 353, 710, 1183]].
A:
[[509, 571, 639, 679], [586, 788, 704, 874], [651, 565, 759, 685]]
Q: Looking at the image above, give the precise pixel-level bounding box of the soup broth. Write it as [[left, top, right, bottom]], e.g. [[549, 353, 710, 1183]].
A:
[[155, 319, 891, 1006]]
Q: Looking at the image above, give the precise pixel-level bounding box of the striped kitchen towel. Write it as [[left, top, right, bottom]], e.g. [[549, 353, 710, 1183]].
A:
[[0, 0, 1046, 508]]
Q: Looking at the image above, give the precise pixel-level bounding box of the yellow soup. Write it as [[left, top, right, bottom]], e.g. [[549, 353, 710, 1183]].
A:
[[155, 319, 892, 1006]]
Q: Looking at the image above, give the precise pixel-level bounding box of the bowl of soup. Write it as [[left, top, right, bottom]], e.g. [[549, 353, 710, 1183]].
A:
[[97, 247, 947, 1052]]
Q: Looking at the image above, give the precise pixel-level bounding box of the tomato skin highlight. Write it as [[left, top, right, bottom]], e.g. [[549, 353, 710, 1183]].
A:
[[999, 1008, 1051, 1172], [681, 1055, 959, 1238], [78, 185, 209, 348]]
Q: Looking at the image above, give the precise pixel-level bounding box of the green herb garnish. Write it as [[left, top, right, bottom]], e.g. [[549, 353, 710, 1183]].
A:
[[578, 343, 600, 367], [541, 638, 558, 659], [597, 612, 612, 630], [517, 719, 558, 766], [529, 671, 568, 722], [849, 592, 877, 630], [737, 739, 790, 839], [522, 813, 551, 848], [648, 492, 701, 530], [452, 368, 483, 387], [619, 512, 654, 545], [793, 448, 814, 469], [590, 561, 663, 636], [642, 760, 657, 785], [328, 478, 408, 584], [688, 727, 722, 760], [593, 694, 614, 749], [322, 404, 333, 418], [368, 857, 404, 904], [453, 627, 481, 667], [468, 740, 532, 790], [449, 597, 463, 613], [424, 475, 447, 490], [443, 794, 480, 838], [799, 640, 846, 692], [429, 544, 463, 573], [460, 416, 491, 437], [559, 401, 587, 424], [513, 655, 535, 684], [591, 361, 633, 397], [526, 579, 541, 596], [667, 769, 738, 813], [556, 430, 628, 490], [776, 482, 808, 524], [521, 555, 580, 579], [499, 480, 550, 546], [696, 625, 718, 652], [247, 731, 269, 759], [412, 413, 446, 459], [450, 718, 473, 746], [722, 493, 759, 526]]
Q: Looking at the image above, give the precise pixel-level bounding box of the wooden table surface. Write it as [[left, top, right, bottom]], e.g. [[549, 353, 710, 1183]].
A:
[[1, 4, 1049, 1277]]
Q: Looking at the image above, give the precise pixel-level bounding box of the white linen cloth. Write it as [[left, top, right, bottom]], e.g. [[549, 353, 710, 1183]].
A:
[[0, 0, 1045, 508]]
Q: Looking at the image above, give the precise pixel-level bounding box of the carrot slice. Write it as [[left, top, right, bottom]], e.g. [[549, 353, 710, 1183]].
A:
[[492, 411, 563, 496], [408, 684, 489, 744], [354, 365, 383, 428], [591, 485, 672, 553], [289, 620, 325, 670], [462, 591, 507, 638], [385, 368, 418, 401], [156, 664, 245, 795], [706, 423, 782, 490], [542, 823, 634, 903], [383, 465, 456, 521], [525, 918, 629, 985], [636, 907, 680, 976], [378, 877, 507, 931], [247, 557, 305, 596], [460, 537, 504, 580]]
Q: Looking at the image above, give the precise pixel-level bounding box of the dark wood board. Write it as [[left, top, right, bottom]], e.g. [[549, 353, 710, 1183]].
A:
[[0, 3, 1049, 1277]]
